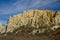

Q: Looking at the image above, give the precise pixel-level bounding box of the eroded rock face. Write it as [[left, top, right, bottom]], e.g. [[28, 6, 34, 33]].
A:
[[0, 23, 3, 33], [5, 9, 60, 33], [55, 11, 60, 25], [0, 9, 60, 40]]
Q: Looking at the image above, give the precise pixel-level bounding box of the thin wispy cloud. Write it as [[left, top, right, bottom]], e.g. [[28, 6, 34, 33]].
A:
[[30, 0, 58, 8], [0, 0, 59, 14]]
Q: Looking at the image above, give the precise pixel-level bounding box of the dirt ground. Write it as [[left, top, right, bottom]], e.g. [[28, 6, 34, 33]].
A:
[[0, 31, 60, 40]]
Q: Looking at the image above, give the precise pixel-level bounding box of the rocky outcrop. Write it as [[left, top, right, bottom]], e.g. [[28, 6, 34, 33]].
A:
[[0, 9, 60, 40], [0, 23, 6, 34], [0, 23, 3, 33], [5, 9, 60, 33], [0, 9, 60, 34]]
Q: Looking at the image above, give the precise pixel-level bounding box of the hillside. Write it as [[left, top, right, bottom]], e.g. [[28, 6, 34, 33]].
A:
[[6, 9, 60, 33], [0, 9, 60, 40]]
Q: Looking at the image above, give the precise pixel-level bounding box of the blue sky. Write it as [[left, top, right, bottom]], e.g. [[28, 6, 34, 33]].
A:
[[0, 0, 60, 25]]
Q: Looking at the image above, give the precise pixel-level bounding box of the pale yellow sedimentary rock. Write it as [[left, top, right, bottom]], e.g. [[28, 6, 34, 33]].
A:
[[2, 9, 60, 33]]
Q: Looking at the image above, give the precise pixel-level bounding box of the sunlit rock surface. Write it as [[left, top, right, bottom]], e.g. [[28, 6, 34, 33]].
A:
[[6, 9, 60, 33], [0, 9, 60, 40], [0, 23, 3, 33]]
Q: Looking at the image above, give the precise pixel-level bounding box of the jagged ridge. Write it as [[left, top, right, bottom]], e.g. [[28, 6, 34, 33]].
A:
[[0, 9, 60, 40], [0, 9, 60, 34]]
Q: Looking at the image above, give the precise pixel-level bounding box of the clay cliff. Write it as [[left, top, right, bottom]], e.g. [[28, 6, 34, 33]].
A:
[[0, 9, 60, 34], [6, 9, 60, 33], [0, 9, 60, 40]]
